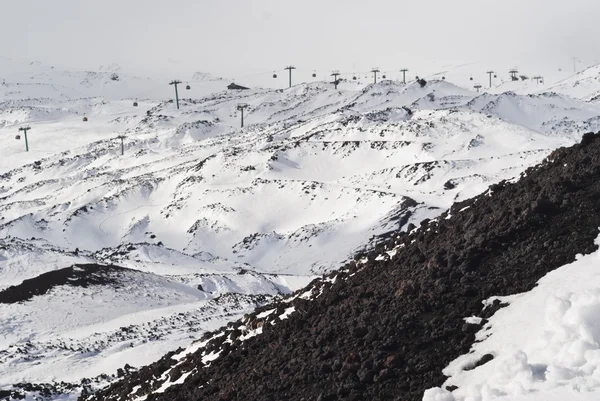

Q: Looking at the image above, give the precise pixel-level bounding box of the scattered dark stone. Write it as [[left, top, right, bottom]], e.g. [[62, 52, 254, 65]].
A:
[[461, 323, 480, 334], [444, 180, 456, 190], [464, 354, 495, 371], [352, 327, 368, 338]]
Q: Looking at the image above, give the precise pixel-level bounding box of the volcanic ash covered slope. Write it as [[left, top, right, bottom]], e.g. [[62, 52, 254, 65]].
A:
[[87, 132, 600, 401]]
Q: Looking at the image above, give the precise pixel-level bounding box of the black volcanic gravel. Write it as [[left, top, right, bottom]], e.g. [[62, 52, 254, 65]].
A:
[[88, 132, 600, 401]]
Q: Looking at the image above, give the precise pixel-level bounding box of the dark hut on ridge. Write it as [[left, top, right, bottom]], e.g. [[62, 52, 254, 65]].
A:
[[227, 82, 250, 90]]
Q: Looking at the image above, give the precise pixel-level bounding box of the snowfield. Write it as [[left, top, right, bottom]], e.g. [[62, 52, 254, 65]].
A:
[[424, 235, 600, 401], [2, 56, 600, 397]]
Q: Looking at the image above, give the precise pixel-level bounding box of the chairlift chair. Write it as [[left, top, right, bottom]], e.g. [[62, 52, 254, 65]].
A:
[[186, 85, 191, 90], [15, 135, 20, 140], [352, 76, 357, 80], [133, 101, 138, 107], [382, 74, 386, 79], [83, 115, 88, 122], [312, 72, 317, 78], [469, 76, 474, 81], [273, 73, 278, 78]]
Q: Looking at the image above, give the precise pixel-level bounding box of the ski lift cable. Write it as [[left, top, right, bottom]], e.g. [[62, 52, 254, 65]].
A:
[[127, 83, 173, 100]]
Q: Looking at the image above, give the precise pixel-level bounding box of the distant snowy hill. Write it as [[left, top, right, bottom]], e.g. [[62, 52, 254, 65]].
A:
[[545, 64, 600, 102], [0, 57, 228, 101], [2, 60, 600, 399]]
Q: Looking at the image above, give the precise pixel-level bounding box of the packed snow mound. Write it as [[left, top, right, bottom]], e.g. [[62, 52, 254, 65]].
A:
[[466, 91, 600, 137], [425, 236, 600, 401], [490, 78, 548, 96]]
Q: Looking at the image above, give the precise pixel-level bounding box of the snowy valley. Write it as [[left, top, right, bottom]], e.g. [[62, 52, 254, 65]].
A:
[[2, 56, 600, 400]]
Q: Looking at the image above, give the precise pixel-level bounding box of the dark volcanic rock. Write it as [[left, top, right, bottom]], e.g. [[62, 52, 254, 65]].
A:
[[0, 264, 125, 304], [87, 132, 600, 401], [464, 353, 494, 371]]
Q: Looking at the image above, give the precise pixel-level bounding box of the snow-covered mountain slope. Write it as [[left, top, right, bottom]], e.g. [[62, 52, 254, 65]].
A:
[[424, 61, 600, 102], [86, 132, 600, 401], [421, 61, 577, 97], [2, 63, 600, 398], [545, 64, 600, 102], [0, 57, 228, 102], [0, 262, 283, 385], [3, 80, 595, 279]]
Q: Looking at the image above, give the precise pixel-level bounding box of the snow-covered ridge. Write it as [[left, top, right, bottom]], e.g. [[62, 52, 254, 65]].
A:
[[2, 62, 600, 398]]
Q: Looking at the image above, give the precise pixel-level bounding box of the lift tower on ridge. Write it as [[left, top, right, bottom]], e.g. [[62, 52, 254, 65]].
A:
[[169, 80, 182, 109], [18, 126, 31, 152], [486, 71, 495, 89], [331, 71, 341, 89], [284, 66, 296, 88], [237, 104, 249, 128], [371, 67, 380, 84], [400, 68, 409, 84]]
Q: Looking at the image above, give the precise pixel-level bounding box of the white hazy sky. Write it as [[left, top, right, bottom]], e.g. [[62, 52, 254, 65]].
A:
[[2, 0, 600, 79]]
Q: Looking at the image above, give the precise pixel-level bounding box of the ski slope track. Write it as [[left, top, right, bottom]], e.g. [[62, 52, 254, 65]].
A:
[[1, 58, 600, 400]]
